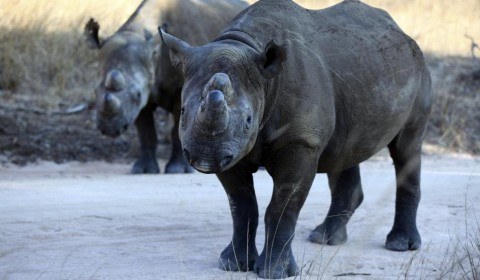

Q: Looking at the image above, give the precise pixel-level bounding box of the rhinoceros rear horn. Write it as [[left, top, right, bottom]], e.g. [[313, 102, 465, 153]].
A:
[[102, 93, 121, 115], [158, 27, 193, 68], [104, 70, 126, 91], [203, 73, 234, 103]]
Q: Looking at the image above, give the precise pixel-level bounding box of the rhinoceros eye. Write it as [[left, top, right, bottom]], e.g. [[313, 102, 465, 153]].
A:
[[131, 91, 142, 104], [245, 116, 252, 130], [180, 107, 186, 128]]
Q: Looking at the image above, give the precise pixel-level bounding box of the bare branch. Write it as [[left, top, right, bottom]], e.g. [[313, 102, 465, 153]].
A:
[[465, 34, 479, 60]]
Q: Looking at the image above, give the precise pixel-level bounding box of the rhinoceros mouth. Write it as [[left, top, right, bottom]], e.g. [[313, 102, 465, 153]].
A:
[[192, 164, 216, 174], [96, 112, 131, 137], [97, 122, 129, 138], [183, 147, 235, 174], [189, 159, 222, 174]]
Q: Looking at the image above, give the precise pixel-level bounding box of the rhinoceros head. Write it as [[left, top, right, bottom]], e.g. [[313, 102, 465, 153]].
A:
[[85, 19, 157, 137], [160, 29, 286, 173]]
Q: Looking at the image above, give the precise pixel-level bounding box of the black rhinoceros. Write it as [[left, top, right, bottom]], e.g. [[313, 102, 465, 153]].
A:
[[160, 0, 432, 278], [84, 0, 248, 174]]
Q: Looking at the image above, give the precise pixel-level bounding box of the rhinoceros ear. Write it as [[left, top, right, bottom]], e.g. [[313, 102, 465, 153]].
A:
[[158, 27, 192, 68], [258, 40, 287, 80], [84, 18, 103, 49]]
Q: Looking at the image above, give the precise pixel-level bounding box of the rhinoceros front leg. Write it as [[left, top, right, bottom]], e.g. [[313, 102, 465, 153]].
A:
[[386, 130, 423, 251], [132, 106, 160, 174], [217, 167, 259, 271], [165, 106, 195, 173], [255, 146, 319, 279], [309, 165, 364, 245]]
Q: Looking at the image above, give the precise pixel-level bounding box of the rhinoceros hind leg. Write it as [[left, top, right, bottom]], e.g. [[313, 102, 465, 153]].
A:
[[386, 128, 424, 251], [165, 131, 194, 174], [131, 152, 160, 174], [132, 106, 160, 174], [165, 157, 195, 173], [309, 165, 363, 245], [165, 106, 195, 174]]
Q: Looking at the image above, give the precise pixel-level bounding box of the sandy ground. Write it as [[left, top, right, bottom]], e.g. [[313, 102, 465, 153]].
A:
[[0, 153, 479, 280]]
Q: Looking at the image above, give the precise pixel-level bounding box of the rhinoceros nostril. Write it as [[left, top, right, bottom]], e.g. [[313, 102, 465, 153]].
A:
[[123, 124, 128, 131], [220, 155, 233, 169], [183, 149, 191, 163], [245, 115, 252, 130]]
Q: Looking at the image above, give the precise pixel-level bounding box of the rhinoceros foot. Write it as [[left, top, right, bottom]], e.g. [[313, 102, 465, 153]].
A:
[[386, 228, 421, 251], [254, 248, 299, 279], [218, 241, 258, 272], [131, 155, 160, 174], [308, 221, 347, 246]]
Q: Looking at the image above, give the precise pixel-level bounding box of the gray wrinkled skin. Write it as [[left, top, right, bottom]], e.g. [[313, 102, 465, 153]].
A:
[[84, 0, 248, 174], [161, 0, 432, 278]]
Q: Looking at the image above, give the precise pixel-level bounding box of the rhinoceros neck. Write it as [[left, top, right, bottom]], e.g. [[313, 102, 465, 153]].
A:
[[259, 77, 281, 131]]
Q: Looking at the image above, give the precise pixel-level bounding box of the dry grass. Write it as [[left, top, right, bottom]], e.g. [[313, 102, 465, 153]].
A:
[[0, 0, 479, 154], [401, 189, 480, 280], [0, 0, 142, 108], [426, 56, 480, 154]]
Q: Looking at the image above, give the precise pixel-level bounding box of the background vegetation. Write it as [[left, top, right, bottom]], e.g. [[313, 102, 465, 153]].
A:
[[0, 0, 479, 164]]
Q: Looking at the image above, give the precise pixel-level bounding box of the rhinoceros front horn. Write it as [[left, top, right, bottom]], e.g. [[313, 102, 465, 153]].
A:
[[196, 74, 234, 135], [102, 93, 121, 116], [104, 70, 125, 91]]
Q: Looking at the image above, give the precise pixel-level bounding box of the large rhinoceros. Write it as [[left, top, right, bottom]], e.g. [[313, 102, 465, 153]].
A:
[[84, 0, 248, 174], [160, 0, 432, 278]]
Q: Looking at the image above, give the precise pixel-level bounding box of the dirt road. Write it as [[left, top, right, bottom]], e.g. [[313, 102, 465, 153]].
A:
[[1, 154, 479, 279]]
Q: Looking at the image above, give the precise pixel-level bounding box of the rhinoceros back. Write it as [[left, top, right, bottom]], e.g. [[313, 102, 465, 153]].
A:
[[161, 0, 249, 46], [219, 0, 431, 171], [119, 0, 248, 46]]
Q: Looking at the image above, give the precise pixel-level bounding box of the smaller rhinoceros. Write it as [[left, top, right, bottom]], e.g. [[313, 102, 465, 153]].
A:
[[159, 0, 432, 278], [84, 0, 248, 174]]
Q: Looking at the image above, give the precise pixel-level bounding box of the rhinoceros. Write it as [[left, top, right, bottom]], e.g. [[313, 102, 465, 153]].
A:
[[84, 0, 248, 174], [160, 0, 432, 278]]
